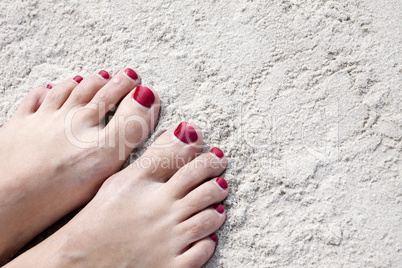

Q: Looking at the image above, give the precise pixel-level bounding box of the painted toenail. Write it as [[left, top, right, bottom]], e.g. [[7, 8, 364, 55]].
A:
[[210, 147, 224, 158], [174, 122, 198, 144], [214, 204, 224, 214], [98, 70, 110, 80], [124, 68, 138, 81], [46, 84, 52, 89], [209, 233, 218, 243], [72, 75, 83, 83], [133, 85, 155, 108], [215, 177, 228, 190]]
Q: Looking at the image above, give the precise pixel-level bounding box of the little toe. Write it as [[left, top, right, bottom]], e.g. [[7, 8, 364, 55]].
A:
[[84, 68, 141, 125], [165, 148, 227, 198], [176, 205, 225, 249], [175, 177, 228, 221], [177, 235, 217, 268], [101, 85, 160, 161], [121, 121, 203, 182], [38, 75, 82, 111], [62, 70, 110, 108], [14, 86, 49, 116]]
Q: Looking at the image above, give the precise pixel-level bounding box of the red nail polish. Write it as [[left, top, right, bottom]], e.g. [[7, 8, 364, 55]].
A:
[[73, 75, 83, 83], [214, 204, 224, 214], [98, 70, 110, 80], [125, 68, 138, 80], [133, 85, 155, 108], [210, 147, 224, 158], [174, 122, 198, 144], [46, 84, 52, 89], [216, 177, 228, 190], [209, 233, 218, 243]]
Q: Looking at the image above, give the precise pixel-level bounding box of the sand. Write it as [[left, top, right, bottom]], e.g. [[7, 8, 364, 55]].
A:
[[0, 0, 401, 267]]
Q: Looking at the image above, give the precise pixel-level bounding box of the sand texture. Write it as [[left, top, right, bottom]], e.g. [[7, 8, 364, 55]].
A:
[[0, 0, 401, 267]]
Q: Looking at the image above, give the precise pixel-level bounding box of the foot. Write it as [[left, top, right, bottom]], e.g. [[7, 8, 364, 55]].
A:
[[0, 68, 160, 262], [6, 123, 228, 268]]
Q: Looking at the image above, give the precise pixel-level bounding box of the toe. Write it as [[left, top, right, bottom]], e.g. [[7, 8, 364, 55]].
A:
[[62, 70, 110, 108], [101, 85, 160, 161], [165, 148, 227, 198], [175, 205, 225, 249], [15, 86, 49, 116], [38, 75, 82, 111], [121, 121, 203, 182], [177, 236, 217, 268], [83, 68, 141, 125], [175, 177, 228, 221]]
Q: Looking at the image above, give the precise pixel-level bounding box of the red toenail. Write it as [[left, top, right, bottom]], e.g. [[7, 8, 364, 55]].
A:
[[216, 177, 228, 190], [73, 75, 83, 83], [124, 68, 138, 81], [210, 147, 224, 158], [133, 85, 155, 108], [214, 204, 224, 214], [98, 70, 110, 80], [46, 84, 52, 89], [209, 233, 218, 243], [174, 122, 198, 144]]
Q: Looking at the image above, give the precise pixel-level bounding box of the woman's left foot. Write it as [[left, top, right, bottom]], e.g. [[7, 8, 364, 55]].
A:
[[0, 68, 160, 262]]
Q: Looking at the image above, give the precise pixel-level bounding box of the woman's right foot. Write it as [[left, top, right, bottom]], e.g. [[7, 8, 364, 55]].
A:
[[6, 123, 228, 268]]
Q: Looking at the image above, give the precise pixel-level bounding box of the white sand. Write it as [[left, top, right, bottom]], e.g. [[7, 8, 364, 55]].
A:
[[0, 0, 401, 267]]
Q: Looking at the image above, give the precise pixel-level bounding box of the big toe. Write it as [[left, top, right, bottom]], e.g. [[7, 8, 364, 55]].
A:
[[100, 85, 161, 161], [78, 68, 141, 126], [120, 121, 204, 182]]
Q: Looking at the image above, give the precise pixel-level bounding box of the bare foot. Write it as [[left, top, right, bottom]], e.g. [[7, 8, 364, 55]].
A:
[[6, 123, 228, 268], [0, 68, 160, 262]]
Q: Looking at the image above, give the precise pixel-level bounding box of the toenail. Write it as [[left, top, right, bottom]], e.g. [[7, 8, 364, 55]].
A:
[[210, 147, 224, 159], [214, 204, 224, 214], [133, 85, 155, 108], [46, 84, 52, 89], [124, 68, 139, 81], [72, 75, 83, 83], [209, 233, 218, 243], [174, 122, 198, 144], [215, 177, 228, 190], [98, 70, 110, 80]]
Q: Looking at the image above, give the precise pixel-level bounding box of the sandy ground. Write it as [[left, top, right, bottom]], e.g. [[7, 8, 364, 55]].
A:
[[0, 0, 401, 267]]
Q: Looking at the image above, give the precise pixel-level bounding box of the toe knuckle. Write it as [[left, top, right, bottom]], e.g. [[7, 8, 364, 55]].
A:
[[205, 217, 218, 230], [184, 199, 202, 211], [44, 91, 58, 102], [182, 169, 198, 182], [69, 90, 84, 102], [188, 222, 204, 236], [97, 93, 111, 105], [187, 217, 215, 238], [202, 188, 215, 203]]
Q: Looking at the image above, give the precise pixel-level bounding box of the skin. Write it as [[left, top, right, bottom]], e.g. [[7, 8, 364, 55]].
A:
[[0, 69, 227, 267]]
